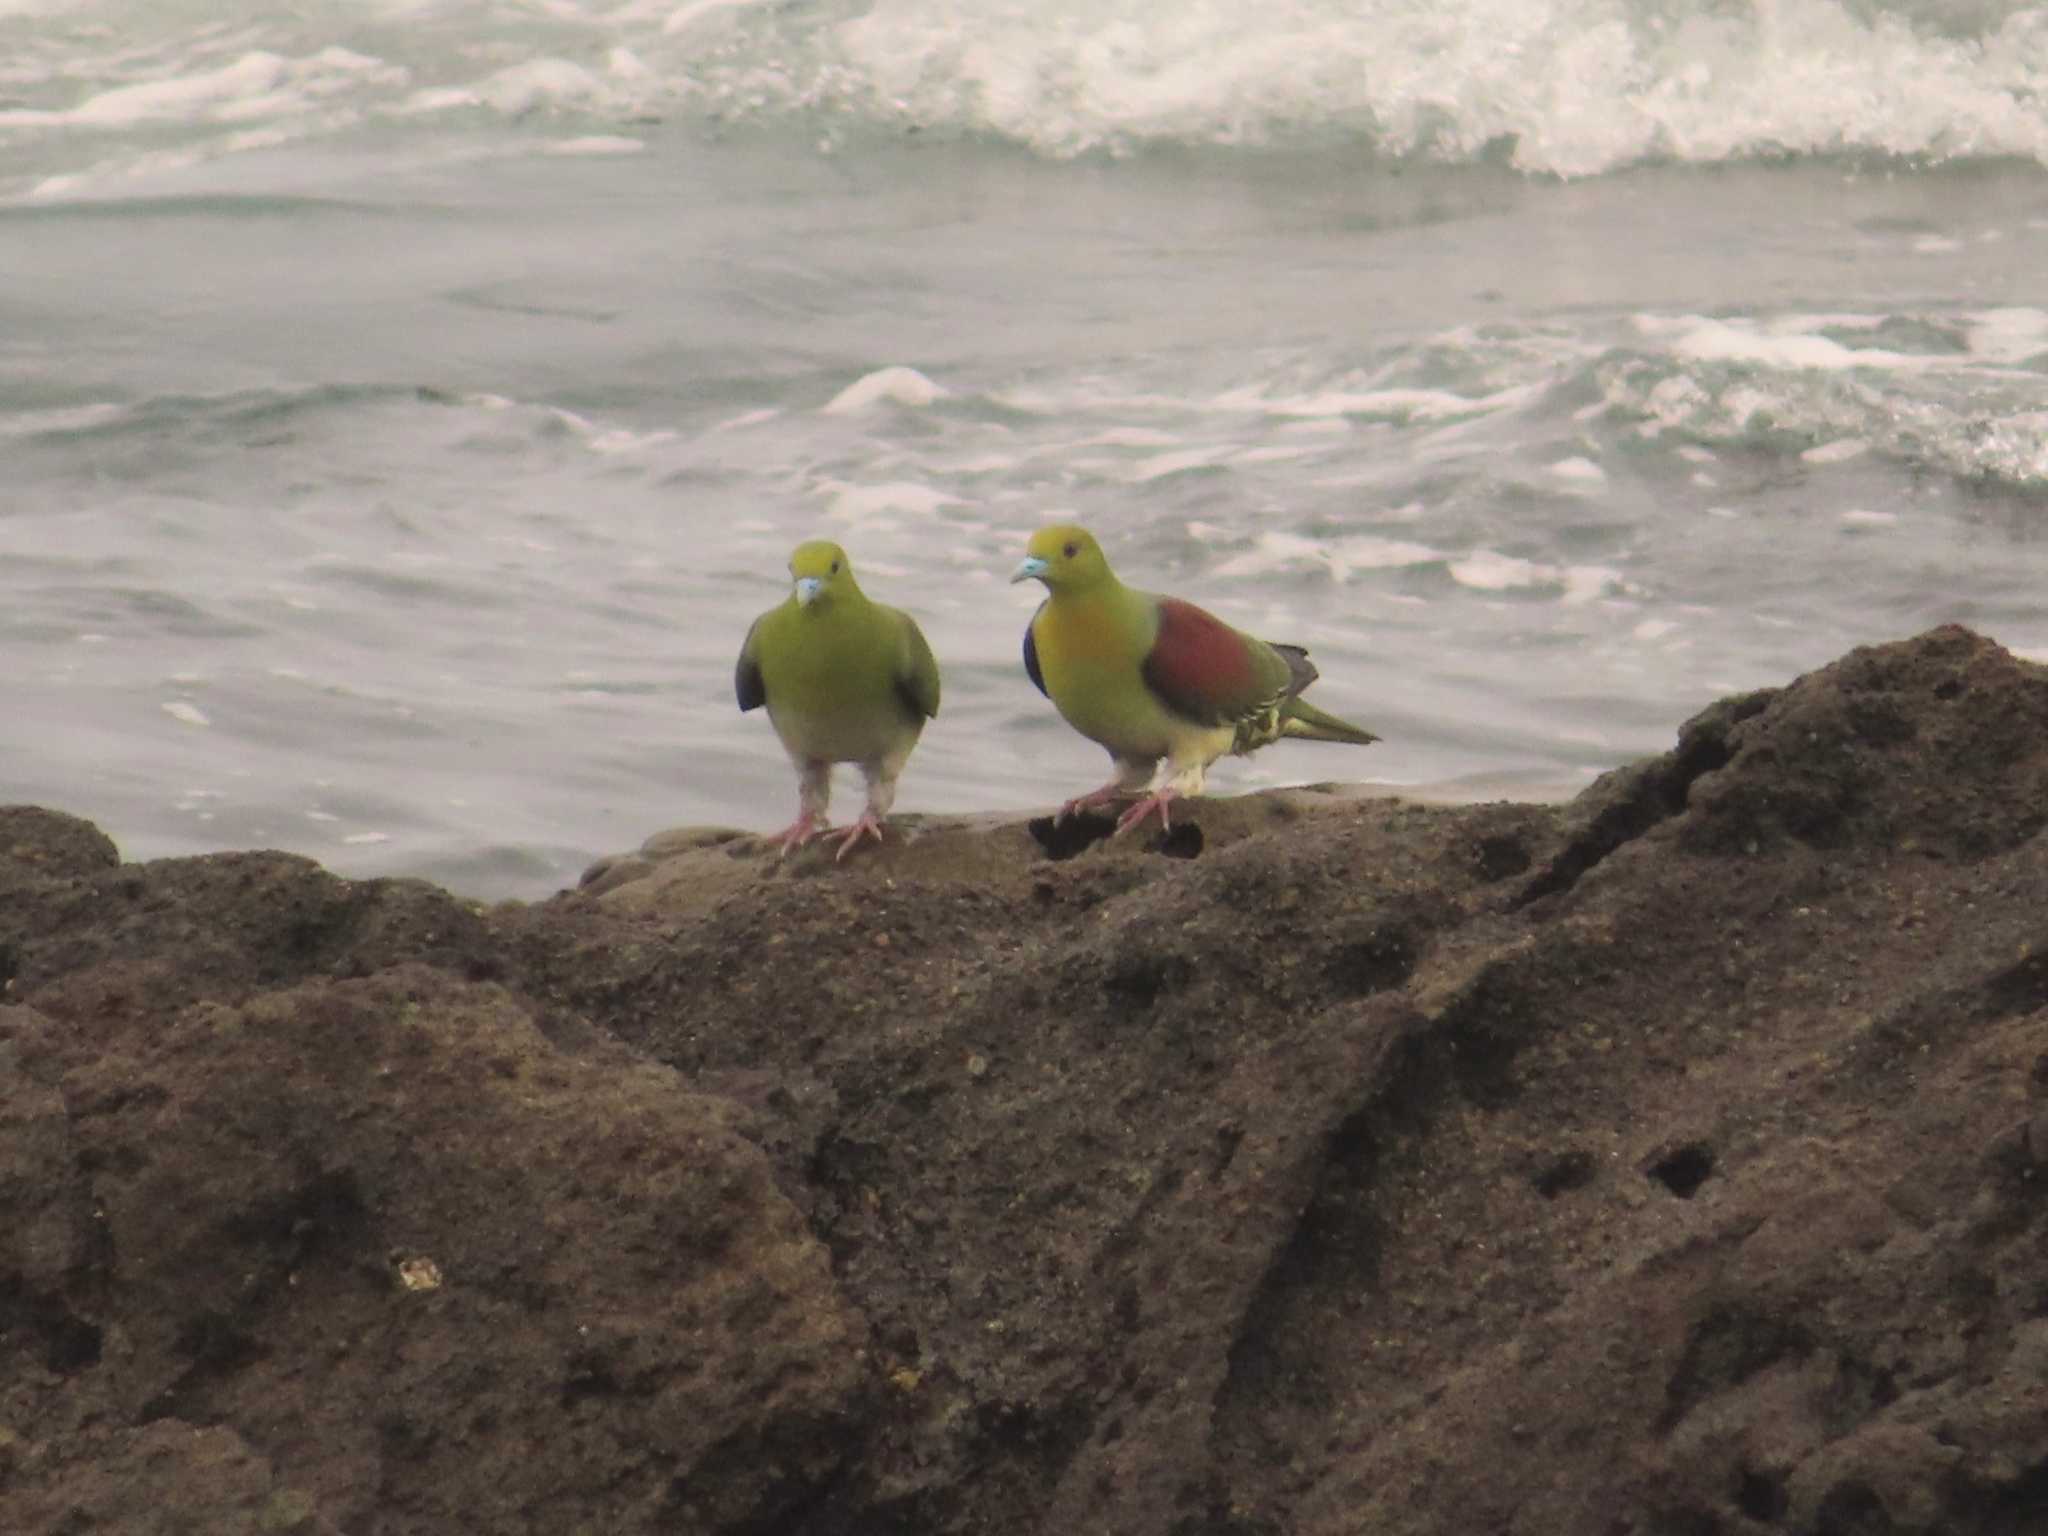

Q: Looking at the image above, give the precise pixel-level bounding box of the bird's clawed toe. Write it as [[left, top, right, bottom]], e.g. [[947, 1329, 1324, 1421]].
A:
[[1056, 783, 1128, 824], [1114, 790, 1175, 836], [773, 813, 829, 857], [833, 813, 887, 861]]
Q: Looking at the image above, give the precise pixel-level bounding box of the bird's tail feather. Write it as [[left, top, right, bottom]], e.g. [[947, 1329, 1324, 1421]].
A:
[[1280, 697, 1379, 745]]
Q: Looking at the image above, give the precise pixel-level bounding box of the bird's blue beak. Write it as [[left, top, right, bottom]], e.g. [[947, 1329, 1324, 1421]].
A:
[[1010, 555, 1050, 585], [794, 576, 824, 606]]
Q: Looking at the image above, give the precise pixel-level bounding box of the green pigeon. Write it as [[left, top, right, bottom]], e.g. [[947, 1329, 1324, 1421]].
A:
[[736, 539, 941, 859], [1011, 522, 1377, 834]]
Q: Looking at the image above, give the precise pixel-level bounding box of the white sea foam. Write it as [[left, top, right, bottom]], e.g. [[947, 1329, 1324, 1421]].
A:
[[544, 135, 647, 155], [1129, 448, 1224, 483], [831, 0, 2048, 170], [1802, 439, 1870, 464], [473, 59, 609, 115], [1608, 307, 2048, 489], [1967, 307, 2048, 362], [1, 46, 403, 131], [1077, 427, 1182, 448], [1448, 550, 1621, 605], [823, 366, 947, 414], [1218, 384, 1532, 423], [1212, 530, 1444, 581], [819, 480, 966, 521], [0, 402, 126, 436], [1640, 315, 1921, 372], [6, 0, 2043, 188]]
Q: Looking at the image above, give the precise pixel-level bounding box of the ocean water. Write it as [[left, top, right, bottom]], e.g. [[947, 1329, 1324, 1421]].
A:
[[4, 0, 2047, 898]]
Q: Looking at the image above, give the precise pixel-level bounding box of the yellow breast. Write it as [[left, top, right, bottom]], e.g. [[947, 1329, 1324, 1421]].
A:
[[1034, 596, 1177, 758]]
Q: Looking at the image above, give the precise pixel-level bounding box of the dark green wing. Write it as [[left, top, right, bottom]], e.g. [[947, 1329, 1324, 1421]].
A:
[[894, 609, 941, 720], [735, 616, 767, 712], [1022, 603, 1047, 698]]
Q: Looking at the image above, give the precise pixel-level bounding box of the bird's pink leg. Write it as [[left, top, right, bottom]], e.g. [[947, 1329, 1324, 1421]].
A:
[[1114, 787, 1176, 836], [830, 754, 905, 861], [1114, 758, 1205, 836], [1057, 758, 1156, 824], [773, 759, 834, 856]]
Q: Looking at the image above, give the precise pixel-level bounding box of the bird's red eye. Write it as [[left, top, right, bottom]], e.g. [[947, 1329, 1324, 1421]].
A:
[[1062, 542, 1077, 559]]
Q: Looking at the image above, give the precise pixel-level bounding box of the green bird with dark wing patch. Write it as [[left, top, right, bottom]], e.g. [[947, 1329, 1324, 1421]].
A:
[[736, 540, 941, 859], [1012, 522, 1376, 834]]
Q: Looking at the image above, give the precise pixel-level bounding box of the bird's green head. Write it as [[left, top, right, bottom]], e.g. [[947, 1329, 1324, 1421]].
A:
[[1011, 523, 1113, 592], [787, 539, 858, 607]]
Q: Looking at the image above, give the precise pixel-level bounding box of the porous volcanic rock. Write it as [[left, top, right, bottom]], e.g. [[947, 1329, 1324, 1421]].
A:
[[4, 625, 2046, 1536]]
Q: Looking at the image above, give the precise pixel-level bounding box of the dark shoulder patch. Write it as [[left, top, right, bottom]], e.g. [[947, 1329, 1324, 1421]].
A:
[[1022, 609, 1048, 698], [735, 620, 767, 712], [896, 611, 942, 720]]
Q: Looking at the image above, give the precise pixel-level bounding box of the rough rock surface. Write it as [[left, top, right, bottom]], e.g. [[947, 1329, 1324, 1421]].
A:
[[4, 624, 2047, 1535]]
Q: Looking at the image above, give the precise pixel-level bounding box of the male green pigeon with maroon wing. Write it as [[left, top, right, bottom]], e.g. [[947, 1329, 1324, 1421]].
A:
[[1011, 523, 1376, 833]]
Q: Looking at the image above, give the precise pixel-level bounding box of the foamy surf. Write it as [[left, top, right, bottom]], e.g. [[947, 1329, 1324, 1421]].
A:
[[4, 0, 2048, 199]]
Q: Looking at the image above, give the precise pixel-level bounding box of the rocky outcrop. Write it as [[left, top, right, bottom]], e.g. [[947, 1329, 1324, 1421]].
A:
[[4, 626, 2046, 1535]]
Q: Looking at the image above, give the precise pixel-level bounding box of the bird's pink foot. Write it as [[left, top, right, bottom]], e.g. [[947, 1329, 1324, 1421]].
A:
[[832, 813, 886, 861], [773, 812, 829, 857], [1114, 789, 1175, 836], [1055, 783, 1128, 824]]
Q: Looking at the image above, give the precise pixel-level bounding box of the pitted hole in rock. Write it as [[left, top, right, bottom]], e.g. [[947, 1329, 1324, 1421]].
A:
[[172, 1310, 263, 1374], [1476, 835, 1531, 882], [1211, 1123, 1245, 1179], [44, 1311, 103, 1373], [1738, 1468, 1790, 1521], [1814, 1479, 1890, 1536], [1648, 1142, 1716, 1199], [1325, 925, 1419, 997], [1103, 944, 1194, 1011], [1154, 822, 1203, 860], [1965, 1461, 2048, 1531], [1, 1281, 105, 1375], [1533, 1149, 1597, 1199], [1659, 1304, 1816, 1434], [1028, 812, 1116, 861]]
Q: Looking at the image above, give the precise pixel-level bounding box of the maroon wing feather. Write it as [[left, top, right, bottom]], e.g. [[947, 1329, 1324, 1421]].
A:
[[1141, 596, 1273, 727]]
